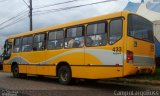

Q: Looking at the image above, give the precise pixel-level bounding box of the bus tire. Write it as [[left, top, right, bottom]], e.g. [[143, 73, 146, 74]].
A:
[[12, 65, 19, 78], [12, 65, 27, 78], [58, 65, 72, 85]]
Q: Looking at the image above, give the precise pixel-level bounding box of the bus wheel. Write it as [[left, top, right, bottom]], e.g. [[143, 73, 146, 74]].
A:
[[12, 65, 19, 78], [58, 65, 72, 85]]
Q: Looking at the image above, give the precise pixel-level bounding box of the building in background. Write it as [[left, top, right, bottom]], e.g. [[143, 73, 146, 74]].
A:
[[124, 0, 160, 66], [137, 0, 160, 21], [153, 20, 160, 66]]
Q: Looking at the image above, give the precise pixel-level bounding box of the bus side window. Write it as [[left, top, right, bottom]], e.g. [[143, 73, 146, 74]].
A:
[[33, 33, 46, 51], [109, 19, 122, 44], [65, 26, 84, 48], [13, 38, 21, 52], [3, 41, 12, 59], [86, 22, 107, 47], [47, 30, 64, 50], [7, 43, 12, 55], [22, 35, 33, 52]]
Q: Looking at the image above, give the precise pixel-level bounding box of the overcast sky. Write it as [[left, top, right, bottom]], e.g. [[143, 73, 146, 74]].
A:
[[0, 0, 142, 49]]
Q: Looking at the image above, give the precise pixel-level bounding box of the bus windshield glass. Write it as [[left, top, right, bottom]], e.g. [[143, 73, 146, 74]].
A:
[[128, 14, 153, 42]]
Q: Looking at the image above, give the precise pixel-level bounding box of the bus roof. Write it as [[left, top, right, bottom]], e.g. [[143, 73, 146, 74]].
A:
[[7, 11, 131, 39]]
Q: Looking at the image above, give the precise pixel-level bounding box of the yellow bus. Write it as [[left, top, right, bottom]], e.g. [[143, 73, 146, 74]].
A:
[[2, 11, 155, 84]]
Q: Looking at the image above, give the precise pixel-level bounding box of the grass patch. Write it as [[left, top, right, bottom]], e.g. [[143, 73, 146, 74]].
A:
[[156, 68, 160, 75], [153, 68, 160, 80], [105, 68, 160, 85], [125, 68, 160, 80]]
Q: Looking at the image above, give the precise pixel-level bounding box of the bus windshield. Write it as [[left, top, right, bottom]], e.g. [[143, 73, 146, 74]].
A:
[[128, 14, 153, 42]]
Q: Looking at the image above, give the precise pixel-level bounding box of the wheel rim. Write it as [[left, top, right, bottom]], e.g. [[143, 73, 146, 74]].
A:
[[60, 69, 68, 81], [13, 67, 18, 76]]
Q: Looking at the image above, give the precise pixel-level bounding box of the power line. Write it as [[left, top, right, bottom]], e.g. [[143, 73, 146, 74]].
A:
[[0, 0, 117, 30], [1, 13, 28, 28], [0, 14, 28, 30], [0, 0, 32, 31], [34, 0, 82, 9], [0, 9, 28, 26], [22, 0, 29, 7], [33, 0, 117, 15], [0, 0, 78, 30], [0, 0, 9, 2]]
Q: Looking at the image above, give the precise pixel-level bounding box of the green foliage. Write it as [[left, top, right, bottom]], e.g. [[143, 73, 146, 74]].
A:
[[124, 68, 160, 80], [156, 68, 160, 75]]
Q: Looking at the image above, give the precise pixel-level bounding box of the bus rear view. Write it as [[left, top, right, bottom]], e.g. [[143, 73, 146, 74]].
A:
[[125, 14, 155, 76]]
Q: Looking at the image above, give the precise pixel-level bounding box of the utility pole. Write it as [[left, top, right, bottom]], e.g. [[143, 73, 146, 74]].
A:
[[22, 0, 32, 31], [29, 0, 32, 31]]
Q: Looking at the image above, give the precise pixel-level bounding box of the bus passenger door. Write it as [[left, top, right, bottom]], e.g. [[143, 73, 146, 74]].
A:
[[20, 34, 47, 75], [107, 18, 124, 75], [31, 33, 47, 75], [108, 18, 124, 66]]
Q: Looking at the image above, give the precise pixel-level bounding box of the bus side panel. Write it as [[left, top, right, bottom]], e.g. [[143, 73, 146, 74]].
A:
[[19, 65, 27, 73], [46, 49, 85, 66], [27, 65, 37, 74], [48, 66, 56, 76], [19, 50, 46, 75], [3, 64, 11, 72], [19, 65, 56, 76], [37, 66, 49, 75], [71, 66, 123, 79]]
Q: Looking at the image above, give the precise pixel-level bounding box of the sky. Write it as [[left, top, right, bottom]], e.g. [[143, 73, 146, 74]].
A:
[[0, 0, 142, 49]]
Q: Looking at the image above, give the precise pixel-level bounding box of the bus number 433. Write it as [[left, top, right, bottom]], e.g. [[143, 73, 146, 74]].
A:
[[112, 47, 122, 54]]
